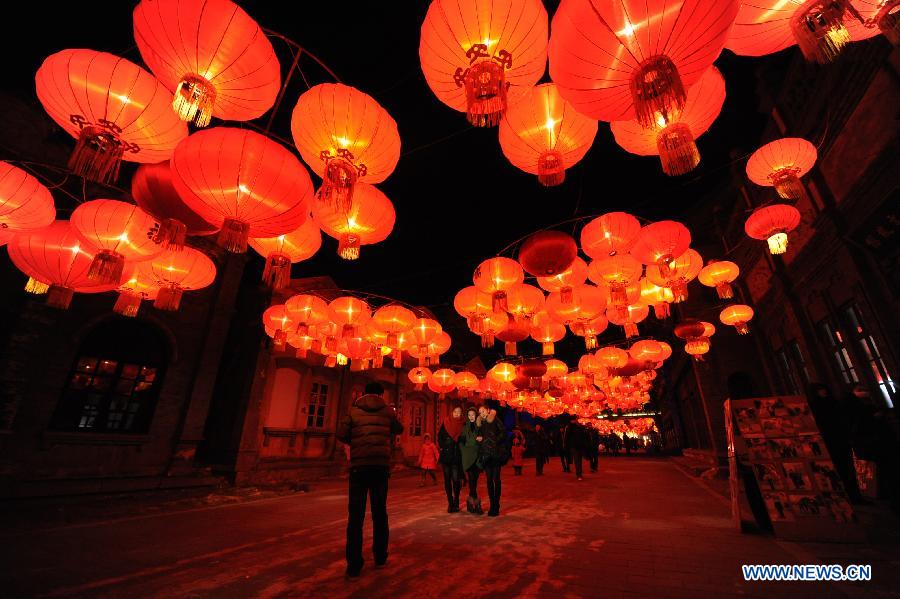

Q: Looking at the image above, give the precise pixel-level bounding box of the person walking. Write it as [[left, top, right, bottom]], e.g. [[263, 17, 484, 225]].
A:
[[565, 419, 590, 481], [437, 406, 465, 512], [478, 406, 507, 516], [460, 407, 484, 514], [511, 436, 525, 475], [533, 424, 549, 476], [336, 382, 403, 579], [417, 433, 440, 486], [553, 426, 570, 473], [587, 426, 600, 473]]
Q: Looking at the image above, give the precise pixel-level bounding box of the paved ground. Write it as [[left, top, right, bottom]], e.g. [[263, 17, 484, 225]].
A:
[[2, 457, 898, 598]]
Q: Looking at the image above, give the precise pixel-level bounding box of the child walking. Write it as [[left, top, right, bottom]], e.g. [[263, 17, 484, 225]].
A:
[[418, 433, 440, 486], [511, 437, 525, 475]]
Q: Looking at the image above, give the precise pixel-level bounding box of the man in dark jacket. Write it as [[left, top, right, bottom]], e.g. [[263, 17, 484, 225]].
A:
[[532, 424, 549, 475], [565, 420, 590, 481], [336, 382, 403, 578]]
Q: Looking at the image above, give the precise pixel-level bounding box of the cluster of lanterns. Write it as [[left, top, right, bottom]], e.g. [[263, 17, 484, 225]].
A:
[[263, 294, 450, 371], [419, 0, 896, 182], [3, 0, 405, 313], [580, 417, 658, 438]]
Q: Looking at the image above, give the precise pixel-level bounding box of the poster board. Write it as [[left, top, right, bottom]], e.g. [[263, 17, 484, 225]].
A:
[[725, 395, 862, 542]]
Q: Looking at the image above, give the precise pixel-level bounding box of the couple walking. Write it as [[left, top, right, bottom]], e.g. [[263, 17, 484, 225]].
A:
[[437, 405, 506, 517]]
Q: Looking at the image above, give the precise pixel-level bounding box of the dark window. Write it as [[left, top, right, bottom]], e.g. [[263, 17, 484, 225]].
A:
[[52, 319, 167, 433], [841, 303, 895, 407], [410, 404, 423, 437], [775, 340, 810, 395], [819, 319, 859, 385], [789, 341, 811, 385], [775, 347, 800, 395], [307, 382, 328, 428]]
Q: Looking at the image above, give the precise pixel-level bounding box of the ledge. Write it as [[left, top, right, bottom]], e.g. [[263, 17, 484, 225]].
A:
[[41, 431, 151, 448]]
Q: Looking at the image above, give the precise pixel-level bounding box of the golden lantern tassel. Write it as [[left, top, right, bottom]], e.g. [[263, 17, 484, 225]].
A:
[[68, 125, 124, 184], [46, 285, 74, 310], [770, 169, 809, 201], [154, 218, 187, 251], [154, 285, 184, 312], [542, 341, 554, 355], [767, 232, 789, 255], [656, 123, 700, 176], [25, 277, 49, 295], [791, 0, 852, 64], [630, 55, 686, 130], [87, 249, 126, 284], [113, 291, 142, 317], [338, 233, 361, 260], [585, 335, 598, 350], [173, 74, 216, 127], [217, 218, 251, 253], [262, 252, 292, 290], [736, 322, 750, 335], [537, 151, 565, 186]]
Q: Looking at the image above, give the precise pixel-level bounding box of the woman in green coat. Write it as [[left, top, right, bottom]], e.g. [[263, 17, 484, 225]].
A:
[[459, 407, 483, 514]]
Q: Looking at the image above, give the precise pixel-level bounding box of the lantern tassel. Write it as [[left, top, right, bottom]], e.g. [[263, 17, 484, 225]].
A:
[[173, 74, 216, 127], [492, 291, 508, 313], [113, 291, 142, 317], [736, 323, 750, 335], [624, 323, 639, 338], [338, 233, 361, 260], [504, 342, 517, 356], [791, 1, 851, 64], [538, 151, 565, 186], [393, 351, 403, 368], [218, 218, 250, 253], [25, 277, 49, 295], [68, 125, 124, 184], [630, 55, 686, 130], [585, 335, 598, 350], [671, 280, 689, 303], [463, 60, 507, 127], [295, 347, 308, 359], [657, 123, 700, 176], [262, 252, 292, 290], [319, 157, 357, 215], [88, 249, 125, 285], [154, 285, 184, 312], [561, 286, 574, 304], [715, 283, 734, 300], [653, 302, 670, 320], [154, 218, 187, 251], [46, 285, 74, 310], [481, 332, 495, 348], [542, 341, 554, 355]]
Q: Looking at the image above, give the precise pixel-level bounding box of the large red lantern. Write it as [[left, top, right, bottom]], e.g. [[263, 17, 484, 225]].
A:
[[745, 204, 802, 255], [698, 260, 740, 299], [313, 182, 395, 260], [606, 303, 649, 338], [35, 49, 187, 184], [611, 68, 726, 176], [171, 127, 313, 253], [473, 257, 524, 312], [409, 367, 433, 390], [133, 0, 280, 126], [530, 311, 567, 355], [746, 138, 817, 202], [291, 84, 401, 215], [7, 221, 118, 309], [496, 319, 531, 356], [0, 162, 56, 235], [580, 212, 641, 259], [630, 221, 692, 275], [517, 230, 578, 277], [262, 305, 294, 350], [131, 161, 218, 250], [455, 371, 481, 397], [499, 83, 598, 186], [248, 219, 321, 290], [70, 199, 164, 285], [639, 277, 674, 319], [410, 317, 443, 364], [284, 294, 329, 338], [419, 0, 549, 127], [372, 304, 417, 347], [136, 246, 217, 311], [549, 0, 740, 127], [537, 256, 588, 303]]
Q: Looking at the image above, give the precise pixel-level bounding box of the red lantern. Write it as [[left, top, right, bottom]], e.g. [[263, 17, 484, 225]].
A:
[[645, 248, 703, 303], [291, 83, 401, 215], [248, 219, 321, 290], [550, 0, 740, 127], [263, 305, 294, 350], [488, 362, 517, 384], [133, 0, 280, 126], [544, 359, 569, 379], [497, 319, 531, 356], [410, 317, 443, 364], [546, 284, 608, 326], [630, 221, 691, 275], [478, 311, 509, 349], [114, 270, 160, 317], [7, 221, 118, 308], [530, 311, 567, 355], [611, 68, 726, 176], [313, 182, 395, 260], [499, 83, 598, 185], [454, 371, 480, 397], [419, 0, 549, 126], [517, 230, 578, 277], [606, 303, 649, 338], [569, 313, 609, 350], [35, 49, 187, 183], [171, 128, 313, 253], [473, 257, 524, 312], [746, 138, 817, 202], [639, 278, 674, 319], [537, 256, 588, 303], [329, 296, 372, 339], [135, 246, 217, 311], [745, 204, 802, 255], [429, 368, 458, 397], [131, 161, 218, 250], [698, 260, 740, 299], [372, 304, 417, 348], [284, 294, 330, 337], [454, 286, 493, 332], [505, 283, 546, 324], [596, 346, 629, 371], [588, 254, 643, 313], [409, 367, 433, 390], [629, 339, 664, 365], [70, 199, 164, 285], [580, 212, 641, 259], [720, 304, 755, 335], [0, 162, 56, 235]]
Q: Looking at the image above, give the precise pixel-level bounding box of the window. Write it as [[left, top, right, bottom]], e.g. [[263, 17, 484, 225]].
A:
[[775, 340, 811, 395], [789, 341, 811, 385], [410, 404, 423, 437], [842, 303, 895, 407], [775, 347, 800, 395], [52, 320, 166, 433], [819, 319, 859, 385], [307, 382, 329, 428]]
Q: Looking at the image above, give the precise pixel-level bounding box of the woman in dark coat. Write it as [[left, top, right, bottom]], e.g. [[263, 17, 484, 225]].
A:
[[459, 407, 483, 514], [807, 383, 860, 501], [477, 406, 507, 517], [565, 420, 590, 480], [532, 424, 549, 475], [437, 406, 465, 512]]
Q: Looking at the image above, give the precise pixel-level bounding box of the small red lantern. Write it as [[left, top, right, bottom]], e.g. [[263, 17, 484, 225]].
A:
[[698, 260, 740, 299], [136, 246, 217, 312], [580, 212, 641, 259], [518, 230, 578, 277], [537, 256, 588, 304], [473, 257, 524, 312], [745, 204, 802, 255], [0, 161, 56, 235], [720, 304, 755, 335], [746, 137, 817, 202]]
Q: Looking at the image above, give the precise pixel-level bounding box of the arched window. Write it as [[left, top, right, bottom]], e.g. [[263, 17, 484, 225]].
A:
[[51, 319, 168, 433]]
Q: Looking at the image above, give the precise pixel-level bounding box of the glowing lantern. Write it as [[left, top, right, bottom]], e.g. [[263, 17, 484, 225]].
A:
[[340, 337, 374, 369], [35, 49, 187, 184], [171, 127, 313, 253], [454, 285, 493, 332], [313, 182, 395, 260], [630, 221, 691, 275], [136, 246, 217, 311], [545, 284, 608, 325], [291, 83, 401, 215], [596, 346, 629, 372], [131, 161, 218, 250], [645, 248, 703, 303], [630, 339, 664, 365], [478, 311, 509, 349], [473, 257, 524, 312], [499, 83, 598, 185], [248, 219, 321, 290], [284, 294, 329, 337], [114, 270, 160, 317], [580, 212, 641, 259], [419, 0, 549, 126], [745, 204, 802, 255], [746, 138, 817, 202], [410, 317, 442, 364], [588, 255, 643, 314], [569, 314, 609, 350], [70, 199, 164, 285], [454, 371, 480, 397], [611, 67, 726, 176], [549, 0, 740, 127], [497, 318, 531, 356], [544, 359, 569, 379], [675, 319, 709, 360], [263, 305, 293, 350], [409, 366, 433, 390], [639, 277, 674, 319], [698, 260, 740, 299], [7, 221, 117, 309], [537, 257, 588, 303], [720, 304, 755, 335], [429, 368, 458, 397], [133, 0, 280, 127], [288, 330, 318, 359], [606, 303, 649, 338], [329, 296, 372, 339], [0, 162, 56, 235], [505, 283, 546, 325], [530, 311, 567, 355], [488, 362, 518, 384], [372, 304, 417, 347], [517, 230, 578, 277]]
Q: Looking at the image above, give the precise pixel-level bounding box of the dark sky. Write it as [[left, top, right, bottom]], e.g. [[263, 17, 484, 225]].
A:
[[1, 1, 789, 366]]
